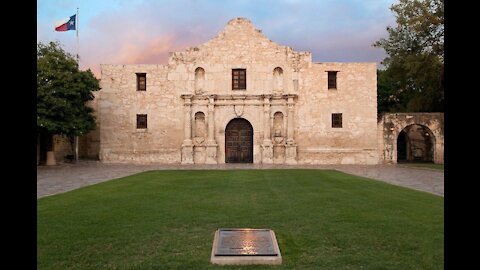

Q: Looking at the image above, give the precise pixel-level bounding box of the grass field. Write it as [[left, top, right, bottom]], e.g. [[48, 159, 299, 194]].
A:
[[37, 170, 444, 269]]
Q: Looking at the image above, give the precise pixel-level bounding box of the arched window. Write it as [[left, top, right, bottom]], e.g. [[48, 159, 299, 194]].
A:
[[273, 67, 283, 91], [195, 67, 205, 93]]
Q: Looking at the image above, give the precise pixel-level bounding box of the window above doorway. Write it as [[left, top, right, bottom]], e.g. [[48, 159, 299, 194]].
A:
[[232, 69, 246, 90]]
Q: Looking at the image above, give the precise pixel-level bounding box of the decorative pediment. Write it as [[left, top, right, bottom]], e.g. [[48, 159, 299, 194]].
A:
[[168, 18, 311, 65]]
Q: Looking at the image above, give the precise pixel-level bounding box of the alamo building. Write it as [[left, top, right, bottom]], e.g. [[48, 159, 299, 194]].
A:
[[38, 18, 444, 165]]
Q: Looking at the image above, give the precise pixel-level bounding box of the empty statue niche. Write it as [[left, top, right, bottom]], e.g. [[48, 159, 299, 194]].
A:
[[273, 111, 286, 163], [194, 112, 207, 141], [273, 67, 284, 93], [193, 111, 207, 163], [195, 67, 205, 94]]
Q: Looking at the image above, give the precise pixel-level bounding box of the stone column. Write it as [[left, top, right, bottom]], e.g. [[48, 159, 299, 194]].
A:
[[285, 95, 297, 164], [46, 151, 57, 166], [206, 95, 218, 164], [292, 71, 299, 92], [434, 133, 444, 164], [262, 95, 273, 164], [387, 126, 396, 164], [181, 94, 194, 164]]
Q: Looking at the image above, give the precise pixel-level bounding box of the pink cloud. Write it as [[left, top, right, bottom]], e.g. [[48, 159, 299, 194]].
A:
[[75, 8, 207, 78], [79, 34, 194, 78], [122, 35, 176, 64]]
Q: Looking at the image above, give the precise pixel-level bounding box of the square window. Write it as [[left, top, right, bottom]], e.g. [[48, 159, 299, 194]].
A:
[[332, 113, 342, 128], [137, 114, 147, 129], [327, 71, 338, 89], [136, 73, 146, 91], [232, 69, 246, 90]]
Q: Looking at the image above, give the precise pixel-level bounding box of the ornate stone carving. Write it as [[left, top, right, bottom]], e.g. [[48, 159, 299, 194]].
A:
[[273, 136, 284, 144], [234, 105, 244, 117]]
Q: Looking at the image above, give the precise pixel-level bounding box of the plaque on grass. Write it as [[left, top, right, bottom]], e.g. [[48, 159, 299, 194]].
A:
[[210, 228, 282, 265]]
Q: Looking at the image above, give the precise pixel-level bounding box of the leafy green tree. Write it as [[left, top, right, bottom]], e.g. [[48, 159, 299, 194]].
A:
[[374, 0, 444, 112], [377, 69, 401, 113], [37, 41, 99, 157]]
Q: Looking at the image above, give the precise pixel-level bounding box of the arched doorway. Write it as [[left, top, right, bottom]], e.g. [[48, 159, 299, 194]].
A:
[[225, 118, 253, 163], [397, 130, 407, 162], [397, 124, 434, 163]]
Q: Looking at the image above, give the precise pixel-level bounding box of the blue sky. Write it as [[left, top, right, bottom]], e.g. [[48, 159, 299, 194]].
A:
[[37, 0, 397, 77]]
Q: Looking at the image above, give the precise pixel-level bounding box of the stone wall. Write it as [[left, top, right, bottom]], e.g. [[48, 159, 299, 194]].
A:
[[99, 64, 183, 163], [53, 135, 74, 162], [296, 62, 378, 164], [77, 92, 101, 159]]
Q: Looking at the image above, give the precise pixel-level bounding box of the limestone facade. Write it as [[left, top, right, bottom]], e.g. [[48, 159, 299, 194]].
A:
[[95, 18, 384, 164]]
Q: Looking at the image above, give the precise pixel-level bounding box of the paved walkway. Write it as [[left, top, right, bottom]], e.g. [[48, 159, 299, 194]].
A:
[[37, 161, 444, 198]]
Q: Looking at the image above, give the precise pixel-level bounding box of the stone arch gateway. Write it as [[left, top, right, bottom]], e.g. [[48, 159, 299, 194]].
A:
[[397, 124, 435, 163], [379, 113, 443, 164]]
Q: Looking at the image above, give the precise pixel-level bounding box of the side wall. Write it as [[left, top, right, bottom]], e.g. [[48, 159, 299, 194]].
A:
[[98, 64, 184, 163], [53, 135, 73, 162], [37, 134, 73, 164], [79, 91, 101, 159], [296, 63, 379, 164]]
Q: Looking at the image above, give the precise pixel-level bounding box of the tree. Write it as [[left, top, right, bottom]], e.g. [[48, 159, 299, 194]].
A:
[[377, 69, 402, 113], [37, 41, 99, 163], [374, 0, 444, 112]]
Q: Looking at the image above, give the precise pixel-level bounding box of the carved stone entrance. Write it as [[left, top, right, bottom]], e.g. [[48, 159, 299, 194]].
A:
[[225, 118, 253, 163]]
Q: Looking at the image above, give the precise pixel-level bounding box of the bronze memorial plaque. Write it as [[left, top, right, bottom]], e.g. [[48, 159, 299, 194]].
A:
[[214, 229, 277, 256], [211, 228, 282, 265]]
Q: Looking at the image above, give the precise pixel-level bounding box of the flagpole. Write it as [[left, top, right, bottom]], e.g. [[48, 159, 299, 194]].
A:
[[75, 7, 79, 163], [76, 7, 79, 63]]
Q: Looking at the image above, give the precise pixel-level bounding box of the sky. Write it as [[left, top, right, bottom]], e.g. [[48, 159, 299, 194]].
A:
[[37, 0, 398, 78]]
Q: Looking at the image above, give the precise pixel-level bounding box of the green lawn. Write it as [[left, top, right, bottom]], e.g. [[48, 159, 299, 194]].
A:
[[38, 170, 443, 270]]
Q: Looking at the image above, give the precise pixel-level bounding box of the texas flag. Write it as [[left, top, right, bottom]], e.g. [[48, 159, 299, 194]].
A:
[[55, 14, 76, 31]]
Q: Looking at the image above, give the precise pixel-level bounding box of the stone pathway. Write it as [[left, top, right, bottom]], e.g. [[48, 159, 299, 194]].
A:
[[37, 161, 444, 198]]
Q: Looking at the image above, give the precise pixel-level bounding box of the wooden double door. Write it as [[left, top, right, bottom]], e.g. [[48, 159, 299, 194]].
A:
[[225, 118, 253, 163]]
